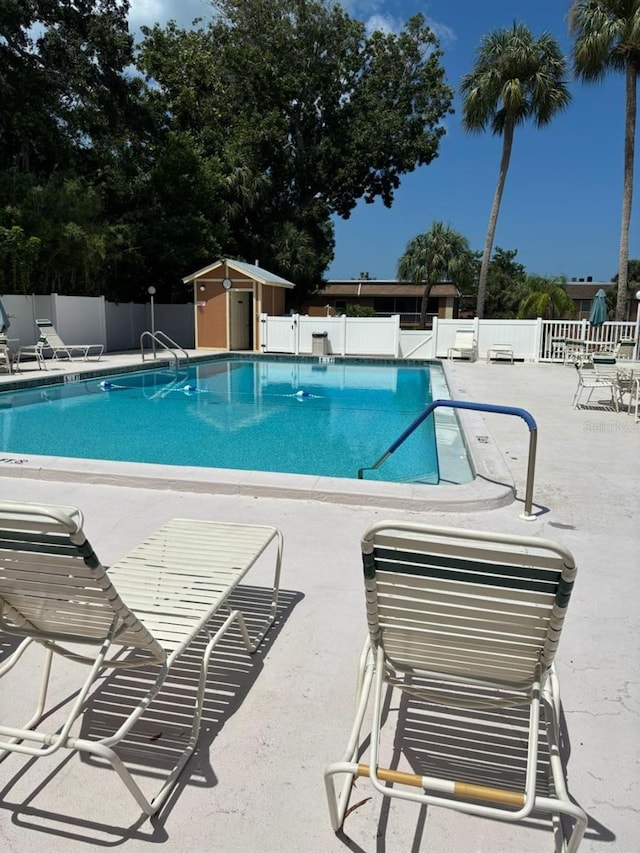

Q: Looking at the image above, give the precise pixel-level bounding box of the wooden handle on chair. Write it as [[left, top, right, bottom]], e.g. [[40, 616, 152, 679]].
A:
[[356, 764, 526, 807]]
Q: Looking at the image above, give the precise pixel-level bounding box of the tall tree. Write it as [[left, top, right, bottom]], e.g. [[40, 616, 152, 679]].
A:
[[397, 221, 476, 328], [0, 0, 135, 174], [460, 23, 571, 319], [570, 1, 640, 320], [138, 1, 453, 289], [484, 247, 528, 318]]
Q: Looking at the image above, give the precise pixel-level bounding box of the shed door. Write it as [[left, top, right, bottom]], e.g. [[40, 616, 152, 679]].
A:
[[229, 291, 253, 350]]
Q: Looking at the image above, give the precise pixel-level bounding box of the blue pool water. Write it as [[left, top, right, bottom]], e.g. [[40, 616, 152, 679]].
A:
[[0, 358, 471, 484]]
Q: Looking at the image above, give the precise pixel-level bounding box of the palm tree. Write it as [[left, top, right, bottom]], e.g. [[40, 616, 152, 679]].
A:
[[461, 23, 571, 319], [517, 275, 577, 319], [570, 1, 640, 321], [397, 221, 475, 328]]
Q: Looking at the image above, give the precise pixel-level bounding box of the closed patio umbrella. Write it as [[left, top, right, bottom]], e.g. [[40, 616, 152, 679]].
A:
[[588, 288, 607, 327]]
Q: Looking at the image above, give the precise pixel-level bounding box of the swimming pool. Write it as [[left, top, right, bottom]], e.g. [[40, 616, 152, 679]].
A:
[[0, 357, 473, 485]]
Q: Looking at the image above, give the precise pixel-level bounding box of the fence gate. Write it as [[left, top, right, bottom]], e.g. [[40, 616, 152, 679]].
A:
[[260, 314, 298, 353]]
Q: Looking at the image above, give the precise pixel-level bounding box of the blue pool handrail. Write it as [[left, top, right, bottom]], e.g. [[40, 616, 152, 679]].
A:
[[358, 399, 539, 520]]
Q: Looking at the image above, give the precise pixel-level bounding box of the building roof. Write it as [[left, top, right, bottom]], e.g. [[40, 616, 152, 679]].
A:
[[182, 258, 296, 289], [563, 282, 614, 299], [314, 280, 461, 298]]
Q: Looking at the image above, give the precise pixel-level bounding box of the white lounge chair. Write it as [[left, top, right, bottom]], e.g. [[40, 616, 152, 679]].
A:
[[0, 501, 283, 816], [572, 358, 620, 411], [447, 329, 477, 361], [15, 319, 103, 369], [324, 521, 587, 852]]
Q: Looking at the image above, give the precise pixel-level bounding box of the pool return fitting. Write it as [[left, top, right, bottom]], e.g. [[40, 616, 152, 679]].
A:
[[358, 400, 539, 521]]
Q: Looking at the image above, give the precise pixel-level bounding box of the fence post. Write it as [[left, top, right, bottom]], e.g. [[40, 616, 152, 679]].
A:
[[98, 295, 107, 351], [293, 313, 300, 355], [51, 292, 60, 328], [534, 317, 542, 362], [432, 316, 439, 359], [392, 315, 400, 358], [259, 313, 267, 352]]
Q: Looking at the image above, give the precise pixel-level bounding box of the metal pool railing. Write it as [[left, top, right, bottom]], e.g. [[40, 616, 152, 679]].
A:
[[358, 400, 539, 520]]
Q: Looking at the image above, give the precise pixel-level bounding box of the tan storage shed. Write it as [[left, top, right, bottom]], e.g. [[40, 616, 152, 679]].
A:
[[183, 258, 295, 351]]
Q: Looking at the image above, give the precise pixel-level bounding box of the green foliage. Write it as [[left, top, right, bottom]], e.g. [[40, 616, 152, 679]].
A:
[[0, 225, 40, 292], [484, 247, 528, 318], [609, 257, 640, 318], [0, 170, 121, 294], [397, 221, 476, 328], [345, 304, 376, 317], [0, 1, 453, 300], [517, 275, 576, 320], [461, 23, 571, 136], [0, 0, 135, 174], [137, 1, 453, 292]]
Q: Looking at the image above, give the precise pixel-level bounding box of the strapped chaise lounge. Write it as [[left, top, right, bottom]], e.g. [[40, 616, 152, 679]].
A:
[[324, 521, 586, 852], [15, 319, 103, 369], [0, 501, 283, 816]]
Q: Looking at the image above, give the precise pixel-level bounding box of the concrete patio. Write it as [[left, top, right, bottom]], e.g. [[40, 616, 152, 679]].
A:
[[0, 354, 637, 852]]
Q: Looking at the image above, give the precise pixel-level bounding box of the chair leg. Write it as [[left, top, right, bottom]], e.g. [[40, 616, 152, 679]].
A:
[[0, 640, 54, 761], [534, 669, 588, 853], [324, 641, 375, 830], [571, 382, 582, 408]]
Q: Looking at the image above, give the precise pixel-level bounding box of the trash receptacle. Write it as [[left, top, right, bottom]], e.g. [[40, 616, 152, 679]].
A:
[[312, 331, 328, 355]]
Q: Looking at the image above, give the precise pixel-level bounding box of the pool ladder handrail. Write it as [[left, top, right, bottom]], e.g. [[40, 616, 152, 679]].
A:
[[357, 399, 539, 520], [140, 330, 190, 372]]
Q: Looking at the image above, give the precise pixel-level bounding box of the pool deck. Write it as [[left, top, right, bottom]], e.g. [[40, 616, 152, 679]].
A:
[[0, 353, 638, 852]]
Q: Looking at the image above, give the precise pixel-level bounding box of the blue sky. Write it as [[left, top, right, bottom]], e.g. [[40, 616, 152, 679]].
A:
[[127, 1, 637, 283]]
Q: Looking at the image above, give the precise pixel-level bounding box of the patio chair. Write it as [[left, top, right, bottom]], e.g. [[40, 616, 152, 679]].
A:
[[613, 338, 635, 359], [0, 335, 11, 373], [572, 359, 620, 411], [0, 500, 283, 816], [447, 329, 477, 361], [15, 319, 103, 368], [563, 339, 587, 366], [615, 364, 637, 414], [324, 521, 587, 853]]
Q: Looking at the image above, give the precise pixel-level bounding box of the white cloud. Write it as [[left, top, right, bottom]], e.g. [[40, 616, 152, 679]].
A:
[[127, 0, 214, 38], [345, 3, 455, 44], [341, 0, 384, 14], [126, 1, 455, 47], [365, 13, 402, 36], [427, 19, 455, 46]]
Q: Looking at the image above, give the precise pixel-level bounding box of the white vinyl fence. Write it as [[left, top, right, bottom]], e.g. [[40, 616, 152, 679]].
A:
[[261, 314, 638, 362], [260, 313, 400, 357], [1, 293, 194, 352], [1, 291, 637, 361]]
